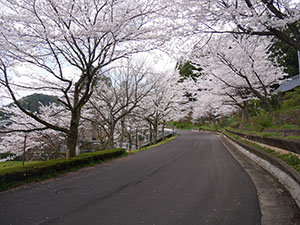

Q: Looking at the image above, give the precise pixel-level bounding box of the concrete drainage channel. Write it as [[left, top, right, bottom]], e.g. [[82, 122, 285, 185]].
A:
[[217, 133, 300, 225]]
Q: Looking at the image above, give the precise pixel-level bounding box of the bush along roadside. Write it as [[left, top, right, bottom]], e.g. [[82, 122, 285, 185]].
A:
[[0, 148, 126, 192]]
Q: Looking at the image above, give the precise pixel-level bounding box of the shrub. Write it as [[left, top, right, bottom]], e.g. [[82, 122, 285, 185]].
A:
[[252, 113, 274, 130], [281, 87, 300, 109], [0, 148, 126, 186]]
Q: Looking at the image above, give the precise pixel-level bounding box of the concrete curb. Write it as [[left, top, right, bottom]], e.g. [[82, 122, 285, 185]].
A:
[[223, 133, 300, 209]]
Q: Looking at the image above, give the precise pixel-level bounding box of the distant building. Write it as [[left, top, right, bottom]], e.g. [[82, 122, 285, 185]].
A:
[[274, 74, 300, 93]]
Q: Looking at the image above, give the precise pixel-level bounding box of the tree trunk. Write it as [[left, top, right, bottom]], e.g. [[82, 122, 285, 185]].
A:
[[66, 111, 81, 157], [119, 118, 125, 148], [251, 89, 271, 112], [149, 124, 153, 145], [109, 130, 115, 149], [242, 104, 249, 124], [254, 93, 271, 112], [96, 127, 108, 150], [153, 120, 158, 144], [262, 97, 271, 112], [22, 132, 27, 166], [128, 133, 132, 152], [162, 122, 165, 140], [135, 128, 138, 150], [172, 121, 175, 136]]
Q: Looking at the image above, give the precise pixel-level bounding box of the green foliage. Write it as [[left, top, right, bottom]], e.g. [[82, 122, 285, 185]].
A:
[[14, 93, 60, 113], [269, 93, 282, 111], [0, 93, 60, 119], [173, 116, 231, 132], [177, 61, 202, 83], [0, 152, 16, 160], [183, 91, 197, 102], [268, 36, 299, 77], [280, 124, 300, 129], [253, 113, 274, 129], [275, 153, 300, 169], [200, 124, 220, 131], [281, 87, 300, 109], [176, 61, 203, 102], [218, 116, 234, 128], [227, 127, 300, 141], [174, 121, 185, 129], [247, 99, 263, 117], [0, 148, 125, 192], [174, 121, 201, 130], [228, 87, 300, 130]]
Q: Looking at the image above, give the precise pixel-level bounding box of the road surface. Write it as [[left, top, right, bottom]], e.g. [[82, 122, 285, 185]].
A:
[[0, 131, 260, 225]]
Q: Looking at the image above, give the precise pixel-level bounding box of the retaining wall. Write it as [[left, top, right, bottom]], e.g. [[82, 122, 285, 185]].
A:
[[226, 129, 300, 155]]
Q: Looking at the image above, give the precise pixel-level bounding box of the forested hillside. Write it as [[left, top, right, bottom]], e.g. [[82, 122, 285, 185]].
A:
[[0, 93, 59, 119]]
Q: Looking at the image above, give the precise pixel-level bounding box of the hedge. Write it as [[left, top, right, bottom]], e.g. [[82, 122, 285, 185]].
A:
[[0, 148, 125, 185]]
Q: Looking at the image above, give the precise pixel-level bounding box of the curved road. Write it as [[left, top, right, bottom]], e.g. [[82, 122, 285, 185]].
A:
[[0, 131, 260, 225]]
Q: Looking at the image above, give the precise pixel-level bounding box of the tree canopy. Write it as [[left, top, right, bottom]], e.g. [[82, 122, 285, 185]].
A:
[[0, 0, 298, 160]]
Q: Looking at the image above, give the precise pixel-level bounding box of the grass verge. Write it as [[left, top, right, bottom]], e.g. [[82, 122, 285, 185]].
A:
[[0, 148, 126, 192], [227, 127, 300, 141], [130, 135, 177, 154], [0, 161, 48, 171], [224, 131, 300, 174]]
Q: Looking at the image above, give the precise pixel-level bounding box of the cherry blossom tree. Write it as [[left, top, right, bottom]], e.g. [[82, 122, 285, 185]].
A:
[[84, 59, 158, 148], [115, 111, 147, 150], [0, 104, 68, 162], [0, 0, 169, 156], [139, 70, 183, 144], [178, 0, 300, 50], [172, 34, 287, 124], [189, 35, 286, 115]]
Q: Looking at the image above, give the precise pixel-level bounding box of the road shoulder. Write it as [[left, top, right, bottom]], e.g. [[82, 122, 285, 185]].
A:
[[219, 134, 300, 225]]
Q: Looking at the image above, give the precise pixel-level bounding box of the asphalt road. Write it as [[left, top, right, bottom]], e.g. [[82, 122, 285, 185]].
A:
[[0, 131, 260, 225]]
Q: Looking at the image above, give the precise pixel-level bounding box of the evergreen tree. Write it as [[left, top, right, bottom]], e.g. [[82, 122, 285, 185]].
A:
[[268, 38, 299, 78]]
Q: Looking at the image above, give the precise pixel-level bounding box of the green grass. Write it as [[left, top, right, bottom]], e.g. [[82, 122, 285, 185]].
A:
[[278, 124, 300, 129], [226, 127, 300, 141], [285, 136, 300, 140], [130, 135, 177, 154], [225, 131, 300, 173], [199, 125, 222, 132], [0, 161, 44, 170], [174, 121, 202, 130]]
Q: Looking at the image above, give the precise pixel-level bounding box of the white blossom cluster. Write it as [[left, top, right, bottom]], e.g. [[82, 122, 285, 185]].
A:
[[0, 0, 296, 159]]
